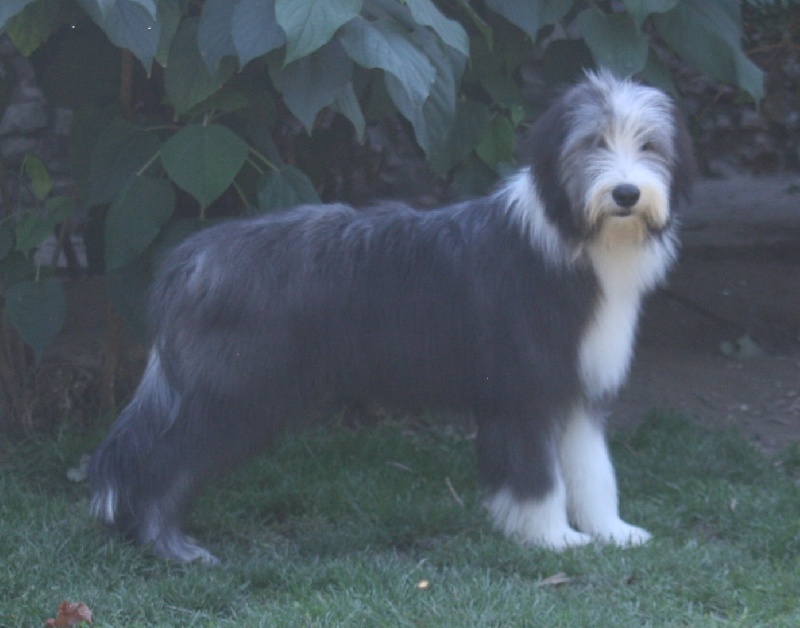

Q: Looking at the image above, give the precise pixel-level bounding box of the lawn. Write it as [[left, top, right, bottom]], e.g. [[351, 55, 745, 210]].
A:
[[2, 413, 799, 626]]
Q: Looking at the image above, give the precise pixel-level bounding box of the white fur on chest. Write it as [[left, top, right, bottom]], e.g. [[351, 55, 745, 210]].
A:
[[579, 234, 674, 399]]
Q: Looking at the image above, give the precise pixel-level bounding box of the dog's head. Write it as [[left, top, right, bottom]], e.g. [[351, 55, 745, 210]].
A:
[[518, 70, 695, 247]]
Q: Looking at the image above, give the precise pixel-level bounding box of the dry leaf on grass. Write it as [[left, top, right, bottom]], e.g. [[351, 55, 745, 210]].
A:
[[538, 572, 571, 587], [44, 601, 93, 626]]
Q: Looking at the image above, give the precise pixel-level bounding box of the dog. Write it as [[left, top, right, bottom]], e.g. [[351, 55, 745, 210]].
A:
[[89, 70, 694, 563]]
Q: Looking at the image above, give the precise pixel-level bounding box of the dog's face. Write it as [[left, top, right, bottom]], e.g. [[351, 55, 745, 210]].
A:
[[520, 71, 695, 248]]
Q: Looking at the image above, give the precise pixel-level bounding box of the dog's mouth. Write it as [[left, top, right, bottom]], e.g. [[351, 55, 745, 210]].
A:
[[610, 208, 634, 218]]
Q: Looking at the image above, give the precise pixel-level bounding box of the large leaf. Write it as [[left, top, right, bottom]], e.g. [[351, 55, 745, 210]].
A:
[[105, 175, 175, 270], [653, 0, 763, 102], [623, 0, 680, 28], [160, 123, 249, 209], [257, 166, 319, 212], [77, 0, 156, 21], [5, 278, 66, 357], [23, 154, 52, 201], [330, 83, 365, 140], [385, 28, 462, 159], [576, 9, 649, 77], [78, 0, 160, 70], [429, 100, 492, 176], [5, 0, 62, 55], [404, 0, 469, 56], [13, 196, 76, 253], [276, 0, 362, 64], [155, 0, 181, 67], [338, 16, 435, 108], [475, 115, 515, 169], [0, 0, 37, 31], [232, 0, 286, 68], [484, 0, 572, 40], [197, 0, 238, 74], [269, 40, 353, 133], [87, 118, 161, 207], [166, 17, 235, 115]]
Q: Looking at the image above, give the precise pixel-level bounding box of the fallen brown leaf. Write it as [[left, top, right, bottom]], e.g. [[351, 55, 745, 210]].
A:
[[44, 601, 93, 626], [538, 572, 571, 587]]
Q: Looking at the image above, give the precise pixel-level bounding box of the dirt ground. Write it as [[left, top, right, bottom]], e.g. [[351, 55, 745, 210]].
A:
[[614, 174, 800, 454]]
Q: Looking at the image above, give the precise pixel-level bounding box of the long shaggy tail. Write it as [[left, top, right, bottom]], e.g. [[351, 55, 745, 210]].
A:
[[88, 350, 216, 562], [88, 350, 174, 523]]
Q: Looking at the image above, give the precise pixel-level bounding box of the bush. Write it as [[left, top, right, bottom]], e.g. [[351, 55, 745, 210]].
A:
[[0, 0, 763, 428]]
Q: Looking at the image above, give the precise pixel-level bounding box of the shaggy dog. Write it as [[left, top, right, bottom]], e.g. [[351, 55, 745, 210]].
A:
[[89, 70, 694, 563]]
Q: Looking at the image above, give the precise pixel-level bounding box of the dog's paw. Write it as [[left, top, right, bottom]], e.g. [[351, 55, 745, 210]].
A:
[[534, 527, 593, 551], [591, 520, 652, 547]]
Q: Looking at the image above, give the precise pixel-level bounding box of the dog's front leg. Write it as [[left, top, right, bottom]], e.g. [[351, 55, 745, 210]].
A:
[[559, 406, 651, 546], [479, 418, 592, 550]]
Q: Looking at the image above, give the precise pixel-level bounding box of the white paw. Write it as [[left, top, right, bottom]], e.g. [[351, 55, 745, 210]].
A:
[[532, 527, 593, 551], [591, 520, 652, 547]]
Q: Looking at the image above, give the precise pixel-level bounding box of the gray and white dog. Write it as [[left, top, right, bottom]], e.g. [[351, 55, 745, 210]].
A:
[[89, 70, 694, 563]]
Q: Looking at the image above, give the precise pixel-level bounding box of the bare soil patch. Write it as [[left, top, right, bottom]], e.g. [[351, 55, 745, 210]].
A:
[[615, 175, 800, 453]]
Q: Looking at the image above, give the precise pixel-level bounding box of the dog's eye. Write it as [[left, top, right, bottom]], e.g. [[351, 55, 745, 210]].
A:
[[640, 141, 656, 153], [597, 137, 609, 150]]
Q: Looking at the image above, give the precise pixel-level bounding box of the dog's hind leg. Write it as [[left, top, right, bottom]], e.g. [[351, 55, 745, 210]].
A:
[[89, 351, 277, 563], [559, 406, 651, 546], [479, 417, 592, 550]]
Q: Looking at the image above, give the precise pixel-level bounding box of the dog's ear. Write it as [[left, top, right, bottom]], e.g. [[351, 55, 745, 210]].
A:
[[671, 107, 696, 204], [515, 102, 567, 177]]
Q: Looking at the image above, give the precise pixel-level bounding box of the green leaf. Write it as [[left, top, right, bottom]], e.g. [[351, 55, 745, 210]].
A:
[[269, 40, 353, 133], [80, 0, 160, 71], [45, 196, 75, 224], [5, 277, 66, 357], [575, 9, 648, 77], [654, 0, 763, 102], [197, 0, 238, 74], [339, 16, 435, 108], [257, 166, 319, 212], [623, 0, 680, 28], [23, 154, 52, 201], [87, 118, 161, 207], [330, 83, 365, 140], [639, 48, 677, 95], [385, 28, 463, 160], [166, 17, 235, 115], [77, 0, 156, 21], [14, 211, 54, 252], [155, 0, 182, 67], [14, 195, 74, 253], [232, 0, 286, 68], [404, 0, 469, 56], [0, 0, 37, 31], [429, 101, 492, 176], [476, 115, 515, 169], [484, 0, 572, 40], [5, 0, 61, 55], [105, 175, 175, 270], [276, 0, 362, 64], [160, 124, 249, 209]]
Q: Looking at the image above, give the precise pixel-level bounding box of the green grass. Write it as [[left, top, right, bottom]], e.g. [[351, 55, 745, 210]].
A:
[[2, 413, 800, 626]]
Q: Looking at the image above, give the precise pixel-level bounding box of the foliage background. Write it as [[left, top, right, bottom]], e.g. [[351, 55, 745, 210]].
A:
[[0, 0, 766, 427]]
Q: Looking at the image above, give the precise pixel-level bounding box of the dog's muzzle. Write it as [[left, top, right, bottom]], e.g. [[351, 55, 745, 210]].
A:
[[611, 184, 640, 215]]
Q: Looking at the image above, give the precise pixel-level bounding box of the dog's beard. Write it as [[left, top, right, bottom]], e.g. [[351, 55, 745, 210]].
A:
[[583, 181, 670, 246]]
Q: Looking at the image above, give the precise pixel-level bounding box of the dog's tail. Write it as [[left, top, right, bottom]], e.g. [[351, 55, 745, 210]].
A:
[[88, 349, 215, 562]]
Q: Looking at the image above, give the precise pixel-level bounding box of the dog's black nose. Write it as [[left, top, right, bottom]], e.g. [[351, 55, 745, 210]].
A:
[[612, 184, 640, 209]]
